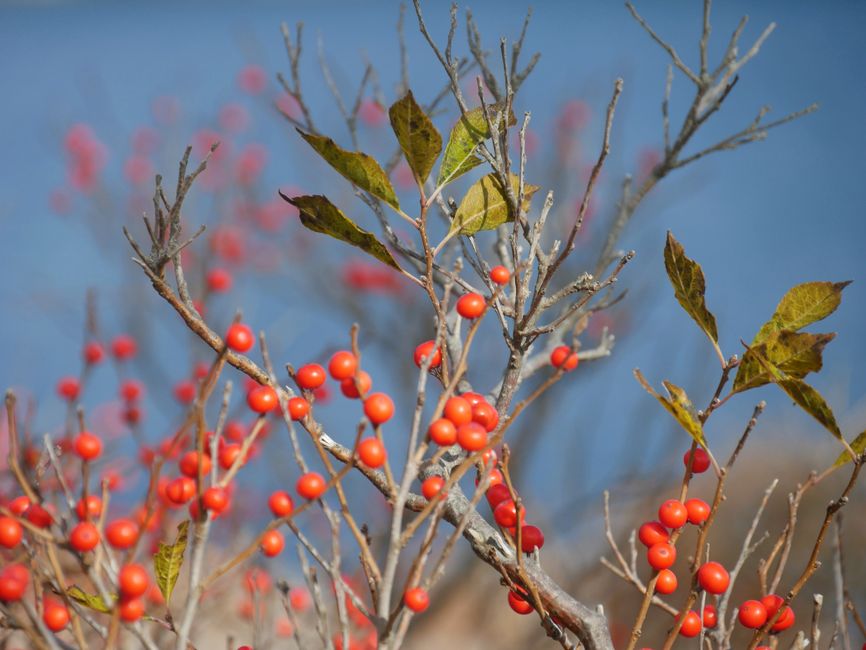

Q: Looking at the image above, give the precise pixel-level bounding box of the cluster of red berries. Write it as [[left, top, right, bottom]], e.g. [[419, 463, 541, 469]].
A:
[[425, 392, 499, 453]]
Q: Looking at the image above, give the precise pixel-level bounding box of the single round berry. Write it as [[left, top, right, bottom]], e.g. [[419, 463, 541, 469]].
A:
[[327, 351, 358, 381], [120, 379, 143, 402], [202, 487, 229, 513], [296, 364, 326, 390], [363, 393, 395, 425], [269, 491, 294, 517], [428, 418, 457, 446], [683, 447, 711, 473], [761, 594, 795, 632], [83, 341, 105, 365], [421, 476, 446, 500], [105, 519, 139, 549], [340, 371, 372, 399], [247, 385, 278, 413], [678, 610, 702, 637], [357, 438, 387, 468], [57, 376, 80, 401], [461, 392, 485, 407], [111, 334, 137, 360], [76, 495, 103, 520], [118, 596, 145, 622], [638, 521, 670, 547], [404, 587, 429, 613], [166, 477, 196, 505], [702, 605, 718, 628], [507, 589, 533, 615], [118, 564, 149, 598], [174, 380, 197, 404], [550, 345, 579, 371], [287, 397, 310, 421], [456, 421, 488, 452], [260, 529, 285, 557], [493, 501, 524, 528], [0, 568, 27, 602], [74, 431, 103, 461], [206, 267, 233, 292], [296, 472, 327, 500], [655, 568, 678, 594], [489, 265, 510, 285], [697, 561, 730, 594], [0, 517, 23, 549], [9, 496, 30, 516], [685, 498, 711, 525], [179, 451, 212, 478], [413, 341, 441, 369], [486, 484, 512, 508], [226, 323, 255, 353], [471, 402, 499, 432], [443, 396, 473, 426], [738, 600, 768, 629], [647, 542, 677, 570], [219, 443, 244, 470], [521, 525, 545, 553], [658, 499, 688, 529], [69, 521, 100, 552], [26, 504, 53, 528], [456, 292, 485, 319], [42, 599, 70, 632]]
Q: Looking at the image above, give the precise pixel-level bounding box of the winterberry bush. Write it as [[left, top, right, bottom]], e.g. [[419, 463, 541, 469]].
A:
[[2, 2, 865, 650]]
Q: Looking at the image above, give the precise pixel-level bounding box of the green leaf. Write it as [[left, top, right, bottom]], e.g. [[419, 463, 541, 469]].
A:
[[834, 430, 866, 467], [296, 130, 399, 211], [280, 193, 402, 271], [67, 586, 113, 613], [388, 91, 442, 185], [437, 103, 516, 187], [748, 346, 844, 442], [733, 330, 835, 393], [154, 520, 189, 605], [755, 281, 850, 342], [449, 173, 539, 236], [634, 370, 707, 446], [663, 232, 718, 345]]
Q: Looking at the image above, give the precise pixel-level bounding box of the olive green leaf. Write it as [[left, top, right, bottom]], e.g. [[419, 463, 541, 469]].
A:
[[388, 91, 442, 185], [664, 232, 718, 345], [280, 193, 401, 271], [449, 174, 539, 236], [748, 346, 844, 442], [634, 370, 707, 446], [296, 129, 399, 211], [755, 281, 850, 343], [733, 330, 835, 393], [67, 586, 113, 613], [834, 430, 866, 467], [154, 520, 189, 605], [437, 103, 516, 187]]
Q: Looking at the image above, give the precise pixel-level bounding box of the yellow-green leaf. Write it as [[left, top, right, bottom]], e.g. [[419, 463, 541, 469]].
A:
[[748, 346, 844, 442], [296, 130, 399, 211], [67, 586, 113, 613], [664, 232, 718, 345], [733, 330, 835, 393], [388, 91, 442, 185], [634, 370, 706, 446], [755, 281, 850, 342], [834, 430, 866, 466], [437, 103, 516, 187], [280, 193, 401, 271], [154, 520, 189, 605], [449, 174, 539, 236]]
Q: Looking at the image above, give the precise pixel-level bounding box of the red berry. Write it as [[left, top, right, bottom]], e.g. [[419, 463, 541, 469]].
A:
[[74, 431, 103, 461], [761, 594, 795, 632], [9, 496, 30, 516], [0, 517, 23, 549], [486, 484, 511, 508], [647, 542, 676, 570], [443, 396, 473, 426], [105, 519, 139, 549], [404, 587, 429, 613], [493, 501, 524, 528], [421, 476, 446, 500], [413, 341, 441, 369], [471, 402, 499, 432], [174, 380, 197, 404], [457, 422, 487, 451], [702, 605, 718, 628], [550, 345, 579, 371], [658, 499, 688, 529], [296, 364, 326, 390], [43, 599, 70, 632], [327, 351, 358, 381], [456, 293, 485, 319], [428, 418, 457, 446], [296, 472, 327, 500], [738, 600, 768, 629], [461, 392, 485, 407], [75, 495, 103, 520], [202, 486, 229, 513], [683, 447, 711, 473], [118, 564, 149, 598], [507, 589, 533, 615], [118, 596, 144, 622], [260, 529, 285, 557], [69, 521, 100, 552], [678, 610, 702, 637], [120, 379, 143, 402], [0, 566, 28, 602], [269, 491, 294, 517], [247, 385, 278, 413], [287, 396, 310, 421], [364, 393, 395, 425], [340, 371, 371, 399], [521, 525, 545, 553], [218, 443, 244, 470], [685, 498, 711, 525], [57, 376, 80, 401], [655, 569, 678, 594], [357, 438, 387, 468], [697, 561, 729, 594], [166, 477, 196, 504], [26, 504, 53, 528], [179, 451, 211, 478], [206, 267, 233, 292], [638, 521, 669, 547], [489, 265, 510, 285], [111, 334, 137, 360], [83, 341, 105, 364], [226, 323, 255, 353]]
